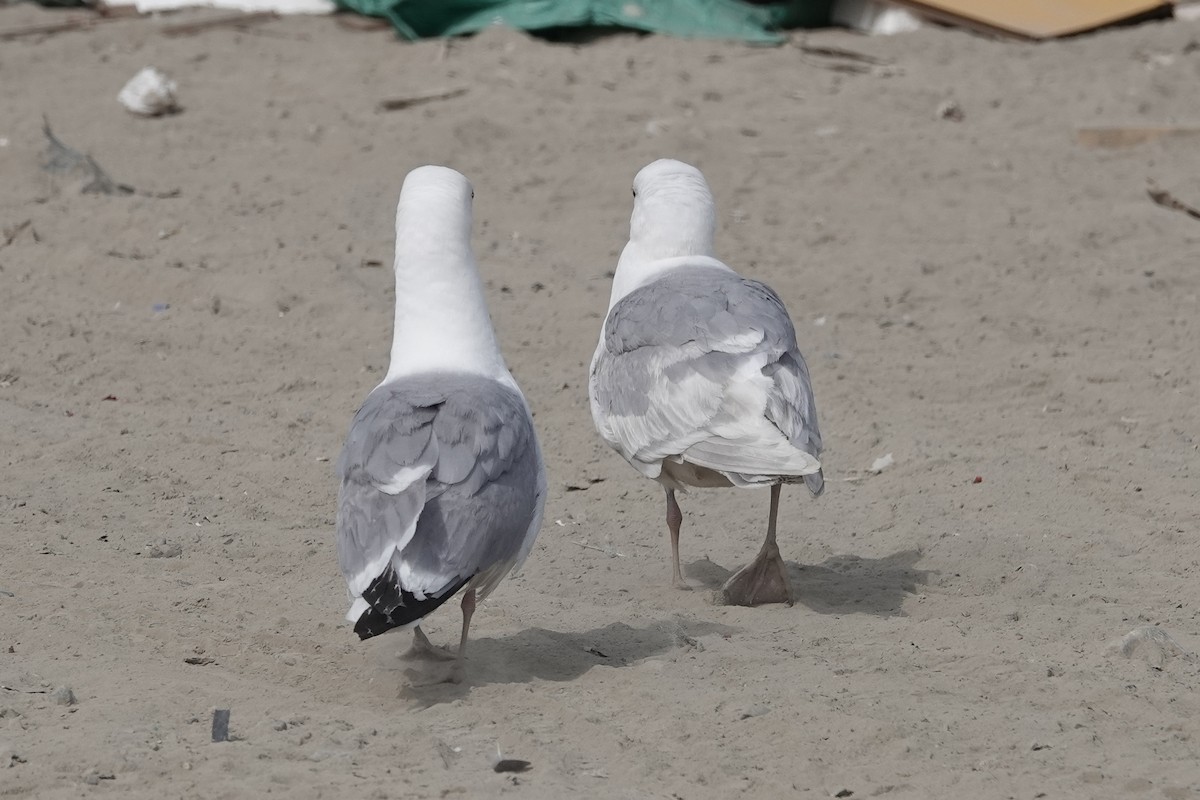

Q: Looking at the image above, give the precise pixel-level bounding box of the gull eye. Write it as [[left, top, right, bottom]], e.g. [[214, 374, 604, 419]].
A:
[[632, 189, 637, 198], [471, 191, 475, 199]]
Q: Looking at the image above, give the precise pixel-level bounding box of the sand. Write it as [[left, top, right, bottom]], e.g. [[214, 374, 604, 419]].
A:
[[1, 6, 1199, 798]]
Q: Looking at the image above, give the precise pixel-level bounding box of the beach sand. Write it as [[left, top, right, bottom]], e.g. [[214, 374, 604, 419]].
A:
[[2, 7, 1199, 797]]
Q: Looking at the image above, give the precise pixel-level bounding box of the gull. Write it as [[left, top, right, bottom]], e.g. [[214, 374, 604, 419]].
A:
[[336, 166, 546, 682], [588, 158, 823, 606]]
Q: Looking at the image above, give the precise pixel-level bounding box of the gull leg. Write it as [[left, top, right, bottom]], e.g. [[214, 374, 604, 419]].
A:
[[448, 589, 476, 684], [401, 624, 457, 662], [721, 484, 793, 606], [404, 591, 477, 685], [665, 489, 689, 590]]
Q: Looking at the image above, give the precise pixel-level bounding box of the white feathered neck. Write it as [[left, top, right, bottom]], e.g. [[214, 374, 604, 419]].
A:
[[381, 166, 514, 388], [607, 158, 731, 311]]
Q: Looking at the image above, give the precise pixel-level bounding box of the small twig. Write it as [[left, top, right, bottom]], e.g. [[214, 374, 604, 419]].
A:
[[798, 55, 874, 74], [105, 249, 150, 260], [0, 15, 118, 41], [798, 53, 900, 76], [796, 41, 890, 66], [232, 25, 308, 41], [184, 656, 215, 666], [335, 15, 391, 32], [793, 38, 898, 76], [161, 11, 278, 37], [571, 540, 627, 558], [1147, 180, 1200, 221], [376, 86, 468, 112]]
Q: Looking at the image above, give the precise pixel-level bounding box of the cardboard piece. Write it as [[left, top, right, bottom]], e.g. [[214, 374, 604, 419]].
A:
[[885, 0, 1172, 39]]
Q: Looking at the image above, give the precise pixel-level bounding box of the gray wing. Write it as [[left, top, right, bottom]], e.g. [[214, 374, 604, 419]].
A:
[[764, 349, 824, 494], [336, 373, 545, 627], [589, 266, 823, 489]]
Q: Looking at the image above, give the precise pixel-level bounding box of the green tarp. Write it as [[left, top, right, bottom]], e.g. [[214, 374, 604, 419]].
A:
[[334, 0, 833, 44]]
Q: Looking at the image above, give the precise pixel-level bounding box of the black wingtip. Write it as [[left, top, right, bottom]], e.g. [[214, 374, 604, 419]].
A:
[[352, 566, 470, 641]]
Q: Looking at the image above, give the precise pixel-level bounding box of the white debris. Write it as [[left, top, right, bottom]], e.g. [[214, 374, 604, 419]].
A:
[[868, 453, 894, 474], [118, 68, 179, 117], [1111, 626, 1192, 669], [832, 0, 924, 35]]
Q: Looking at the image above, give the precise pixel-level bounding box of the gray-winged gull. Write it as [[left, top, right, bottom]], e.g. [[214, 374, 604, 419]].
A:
[[588, 158, 823, 606], [336, 165, 547, 682]]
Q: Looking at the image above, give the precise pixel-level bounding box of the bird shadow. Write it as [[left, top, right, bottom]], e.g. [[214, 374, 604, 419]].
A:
[[386, 617, 737, 706], [685, 548, 929, 617]]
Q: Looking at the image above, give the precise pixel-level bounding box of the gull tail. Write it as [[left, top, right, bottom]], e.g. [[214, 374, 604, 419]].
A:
[[351, 566, 471, 640]]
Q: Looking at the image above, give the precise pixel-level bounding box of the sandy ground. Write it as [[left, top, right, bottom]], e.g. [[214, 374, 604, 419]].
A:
[[2, 5, 1199, 798]]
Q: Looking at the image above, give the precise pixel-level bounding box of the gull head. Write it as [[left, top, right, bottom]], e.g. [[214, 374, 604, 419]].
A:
[[395, 165, 475, 261], [385, 166, 510, 383], [625, 158, 717, 262]]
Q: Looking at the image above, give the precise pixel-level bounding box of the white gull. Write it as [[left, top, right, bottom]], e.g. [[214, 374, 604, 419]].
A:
[[588, 158, 823, 606], [336, 166, 546, 681]]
